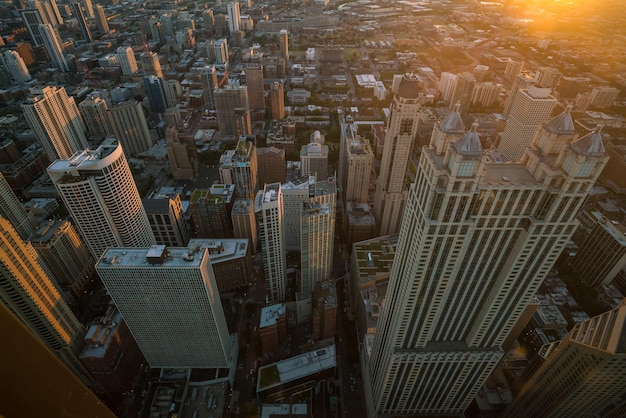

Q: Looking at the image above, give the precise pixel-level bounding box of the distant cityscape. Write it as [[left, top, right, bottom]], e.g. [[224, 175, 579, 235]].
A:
[[1, 0, 626, 417]]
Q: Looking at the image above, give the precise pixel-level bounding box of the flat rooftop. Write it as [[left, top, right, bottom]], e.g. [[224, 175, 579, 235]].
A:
[[260, 303, 286, 328], [97, 245, 206, 268]]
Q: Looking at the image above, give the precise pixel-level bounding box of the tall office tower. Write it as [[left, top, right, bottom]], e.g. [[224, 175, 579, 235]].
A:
[[116, 46, 138, 75], [70, 2, 91, 42], [140, 51, 163, 78], [573, 210, 626, 287], [343, 126, 374, 204], [0, 217, 92, 385], [233, 108, 252, 138], [78, 93, 108, 137], [41, 0, 62, 25], [364, 106, 608, 417], [20, 8, 45, 45], [200, 65, 218, 109], [590, 86, 620, 109], [503, 72, 538, 117], [3, 50, 31, 84], [449, 71, 476, 112], [255, 183, 287, 303], [245, 64, 265, 113], [189, 184, 235, 238], [282, 176, 313, 252], [214, 38, 229, 65], [226, 1, 240, 33], [94, 4, 108, 34], [39, 23, 69, 72], [0, 172, 38, 241], [143, 75, 167, 114], [373, 73, 421, 236], [219, 136, 258, 199], [13, 0, 26, 9], [269, 81, 285, 120], [165, 126, 196, 180], [105, 100, 153, 155], [438, 71, 457, 102], [22, 86, 88, 161], [498, 85, 557, 161], [142, 194, 190, 247], [470, 82, 500, 109], [214, 13, 228, 36], [504, 59, 523, 83], [300, 132, 329, 179], [214, 85, 249, 136], [96, 245, 232, 368], [29, 219, 93, 298], [537, 66, 561, 89], [232, 198, 257, 252], [256, 146, 286, 187], [300, 179, 336, 295], [47, 138, 156, 259], [81, 0, 93, 17], [505, 300, 626, 418], [279, 29, 289, 61], [163, 79, 182, 108]]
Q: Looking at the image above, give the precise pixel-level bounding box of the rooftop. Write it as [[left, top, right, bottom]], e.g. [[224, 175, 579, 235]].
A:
[[97, 245, 206, 269], [260, 303, 286, 328]]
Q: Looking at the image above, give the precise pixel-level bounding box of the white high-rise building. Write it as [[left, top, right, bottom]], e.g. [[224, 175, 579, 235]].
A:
[[3, 50, 31, 84], [373, 73, 421, 236], [300, 131, 328, 179], [116, 46, 138, 75], [78, 93, 109, 137], [47, 138, 156, 259], [364, 107, 608, 417], [255, 183, 287, 303], [22, 86, 88, 161], [226, 1, 240, 34], [438, 72, 457, 102], [498, 85, 557, 161], [96, 245, 232, 369], [300, 179, 336, 295], [39, 23, 69, 72], [342, 120, 373, 204]]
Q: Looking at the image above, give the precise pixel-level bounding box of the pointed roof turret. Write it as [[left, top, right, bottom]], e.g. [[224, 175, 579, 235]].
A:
[[454, 122, 482, 156], [439, 102, 465, 134], [545, 104, 575, 134], [571, 125, 605, 156]]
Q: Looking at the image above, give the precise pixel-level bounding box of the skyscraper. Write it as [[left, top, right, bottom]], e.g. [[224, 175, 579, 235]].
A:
[[449, 71, 476, 112], [255, 183, 287, 303], [140, 51, 163, 78], [20, 8, 45, 45], [96, 245, 232, 368], [2, 50, 31, 84], [70, 2, 92, 42], [231, 198, 257, 253], [226, 1, 240, 34], [245, 64, 265, 113], [342, 120, 373, 204], [498, 85, 557, 161], [116, 46, 138, 75], [143, 194, 190, 247], [438, 72, 457, 102], [200, 65, 219, 109], [143, 75, 167, 114], [214, 85, 249, 136], [364, 107, 608, 417], [505, 299, 626, 417], [503, 71, 538, 117], [47, 138, 156, 259], [206, 38, 229, 65], [39, 23, 69, 72], [22, 86, 88, 161], [0, 217, 92, 385], [279, 29, 289, 61], [300, 179, 336, 295], [373, 73, 421, 236], [105, 100, 153, 155], [0, 172, 38, 241], [300, 131, 329, 179], [78, 93, 109, 137], [256, 146, 286, 187], [94, 4, 108, 34], [219, 136, 258, 200], [269, 81, 285, 120]]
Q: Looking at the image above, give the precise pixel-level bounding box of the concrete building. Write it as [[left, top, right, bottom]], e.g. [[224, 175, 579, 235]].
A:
[[226, 1, 240, 34], [269, 82, 285, 120], [3, 50, 31, 83], [79, 94, 109, 138], [47, 138, 156, 259], [96, 245, 232, 368], [0, 172, 38, 241], [259, 303, 287, 354], [373, 73, 421, 236], [0, 217, 92, 385], [219, 136, 258, 199], [165, 126, 197, 180], [256, 146, 286, 187], [22, 86, 88, 161], [142, 194, 190, 247], [279, 29, 289, 61], [311, 281, 337, 341], [498, 85, 557, 161], [449, 71, 476, 112], [29, 219, 93, 298], [188, 238, 253, 293], [94, 4, 108, 34], [504, 300, 626, 418], [363, 99, 608, 417], [342, 121, 373, 204], [105, 100, 153, 155], [189, 184, 235, 238], [503, 72, 538, 117], [214, 85, 249, 137], [438, 72, 456, 102], [345, 202, 376, 248], [231, 198, 258, 253], [245, 64, 265, 113], [140, 51, 163, 78], [300, 131, 328, 179], [70, 2, 92, 42], [116, 46, 137, 75], [255, 183, 287, 303], [143, 75, 167, 114], [573, 210, 626, 287], [589, 86, 620, 108], [39, 23, 69, 71]]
